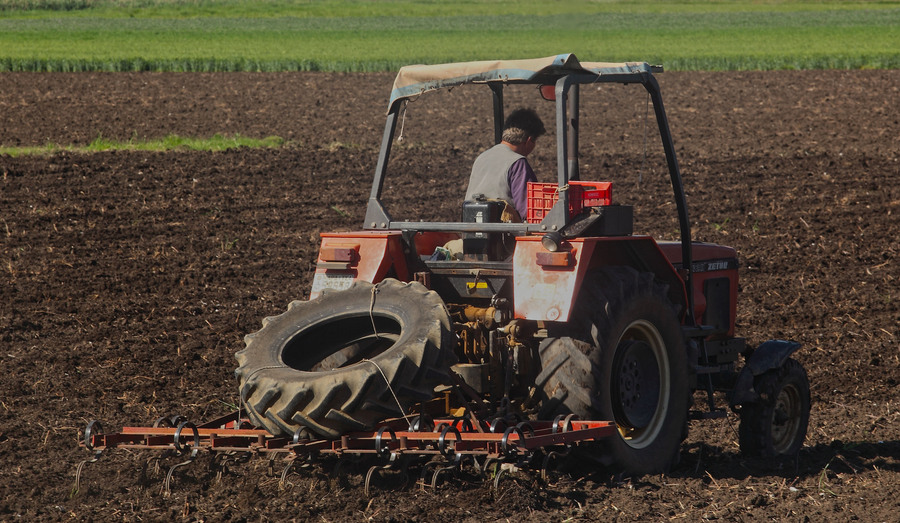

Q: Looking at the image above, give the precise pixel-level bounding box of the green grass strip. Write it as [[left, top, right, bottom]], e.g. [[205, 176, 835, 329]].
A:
[[0, 133, 285, 157], [0, 1, 898, 71]]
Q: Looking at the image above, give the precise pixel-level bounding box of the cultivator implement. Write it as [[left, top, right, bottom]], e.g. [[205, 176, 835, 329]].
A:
[[75, 411, 615, 496]]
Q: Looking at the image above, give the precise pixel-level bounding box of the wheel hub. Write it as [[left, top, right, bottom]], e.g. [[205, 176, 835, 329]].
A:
[[770, 383, 802, 453], [612, 340, 661, 429]]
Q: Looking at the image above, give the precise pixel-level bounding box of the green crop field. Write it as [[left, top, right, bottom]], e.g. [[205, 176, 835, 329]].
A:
[[0, 0, 898, 72], [0, 133, 284, 157]]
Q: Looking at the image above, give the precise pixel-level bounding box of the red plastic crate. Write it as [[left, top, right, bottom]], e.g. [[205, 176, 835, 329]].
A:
[[573, 180, 612, 207], [526, 181, 612, 223]]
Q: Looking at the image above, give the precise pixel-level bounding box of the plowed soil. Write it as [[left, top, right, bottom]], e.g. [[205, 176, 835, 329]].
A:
[[1, 70, 898, 521]]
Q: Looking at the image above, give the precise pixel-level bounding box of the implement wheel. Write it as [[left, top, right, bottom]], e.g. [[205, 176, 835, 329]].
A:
[[535, 266, 689, 475], [738, 358, 810, 457], [235, 279, 456, 439]]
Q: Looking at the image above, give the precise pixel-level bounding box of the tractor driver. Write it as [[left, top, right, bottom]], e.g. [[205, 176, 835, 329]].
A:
[[465, 108, 546, 222]]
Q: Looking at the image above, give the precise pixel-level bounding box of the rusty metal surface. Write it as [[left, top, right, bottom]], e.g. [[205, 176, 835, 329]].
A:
[[81, 412, 614, 457]]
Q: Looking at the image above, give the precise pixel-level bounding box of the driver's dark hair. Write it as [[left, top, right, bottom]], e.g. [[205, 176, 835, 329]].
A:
[[502, 108, 546, 145]]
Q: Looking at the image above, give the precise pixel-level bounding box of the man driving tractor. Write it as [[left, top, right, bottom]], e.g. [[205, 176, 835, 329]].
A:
[[465, 108, 546, 222]]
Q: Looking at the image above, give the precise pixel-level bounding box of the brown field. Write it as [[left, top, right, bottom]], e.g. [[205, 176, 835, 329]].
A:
[[1, 70, 899, 521]]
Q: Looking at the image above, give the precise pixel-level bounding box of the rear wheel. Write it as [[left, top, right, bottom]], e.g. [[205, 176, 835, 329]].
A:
[[535, 267, 689, 475], [738, 358, 810, 457], [235, 279, 456, 438]]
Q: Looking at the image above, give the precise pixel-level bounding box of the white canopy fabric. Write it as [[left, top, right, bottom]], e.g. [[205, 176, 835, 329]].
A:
[[388, 53, 652, 111]]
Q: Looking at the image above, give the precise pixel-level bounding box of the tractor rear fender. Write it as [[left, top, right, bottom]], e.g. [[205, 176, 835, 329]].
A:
[[309, 231, 410, 300], [513, 235, 687, 322], [729, 340, 802, 406]]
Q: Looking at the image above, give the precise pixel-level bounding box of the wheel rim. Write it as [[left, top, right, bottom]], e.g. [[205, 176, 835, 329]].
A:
[[611, 319, 671, 449], [770, 383, 803, 454]]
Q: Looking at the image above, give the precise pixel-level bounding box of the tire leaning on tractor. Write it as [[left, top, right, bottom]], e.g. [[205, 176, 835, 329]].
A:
[[234, 279, 457, 439], [535, 266, 690, 475]]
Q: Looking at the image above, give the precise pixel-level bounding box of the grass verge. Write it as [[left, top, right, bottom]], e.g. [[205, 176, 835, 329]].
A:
[[0, 133, 285, 157]]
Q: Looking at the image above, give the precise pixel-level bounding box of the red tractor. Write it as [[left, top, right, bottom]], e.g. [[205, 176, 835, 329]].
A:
[[234, 55, 810, 475]]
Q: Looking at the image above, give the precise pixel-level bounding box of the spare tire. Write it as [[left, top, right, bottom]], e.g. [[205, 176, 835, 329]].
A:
[[235, 279, 457, 438]]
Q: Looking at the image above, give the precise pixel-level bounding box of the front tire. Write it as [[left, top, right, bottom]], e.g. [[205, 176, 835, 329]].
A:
[[535, 267, 689, 475], [235, 279, 456, 439], [738, 358, 810, 457]]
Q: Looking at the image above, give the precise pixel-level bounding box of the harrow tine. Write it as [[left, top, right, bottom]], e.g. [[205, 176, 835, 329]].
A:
[[417, 452, 464, 492], [492, 462, 527, 496], [540, 448, 570, 483], [213, 451, 249, 483], [492, 464, 511, 494], [430, 452, 464, 490], [71, 452, 101, 498], [279, 457, 298, 490], [71, 420, 104, 497], [364, 454, 408, 498], [418, 459, 443, 491], [161, 421, 200, 496]]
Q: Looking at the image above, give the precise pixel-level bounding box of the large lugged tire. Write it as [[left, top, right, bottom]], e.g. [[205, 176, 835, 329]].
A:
[[235, 279, 457, 439], [738, 358, 810, 457], [535, 266, 689, 475]]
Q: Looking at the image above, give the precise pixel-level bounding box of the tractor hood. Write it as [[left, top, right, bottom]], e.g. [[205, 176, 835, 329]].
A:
[[388, 53, 655, 112]]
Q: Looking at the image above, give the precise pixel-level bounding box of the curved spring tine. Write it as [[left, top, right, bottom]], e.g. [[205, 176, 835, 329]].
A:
[[162, 460, 193, 497], [541, 448, 570, 483], [364, 465, 379, 498], [430, 465, 451, 490], [279, 458, 298, 490], [561, 414, 579, 433], [492, 464, 510, 494], [162, 421, 200, 496], [364, 460, 409, 499], [214, 451, 250, 482], [72, 452, 102, 498], [438, 425, 462, 458], [501, 426, 526, 456], [430, 452, 464, 490], [418, 459, 443, 491], [173, 421, 200, 459], [374, 426, 397, 459], [516, 421, 535, 435], [82, 420, 103, 451], [449, 414, 474, 433], [214, 453, 232, 482], [329, 454, 361, 489], [551, 414, 565, 434], [71, 420, 105, 497], [409, 414, 434, 432]]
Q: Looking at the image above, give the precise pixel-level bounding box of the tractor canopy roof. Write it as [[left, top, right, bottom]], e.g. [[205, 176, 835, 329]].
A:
[[388, 53, 657, 111]]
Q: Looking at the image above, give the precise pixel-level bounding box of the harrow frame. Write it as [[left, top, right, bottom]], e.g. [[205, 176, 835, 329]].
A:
[[75, 411, 615, 496]]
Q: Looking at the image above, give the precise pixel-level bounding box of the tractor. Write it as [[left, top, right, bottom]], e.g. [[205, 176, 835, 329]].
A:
[[233, 54, 811, 475]]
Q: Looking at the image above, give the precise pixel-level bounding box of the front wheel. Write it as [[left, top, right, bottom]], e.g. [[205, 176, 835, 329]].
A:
[[738, 358, 810, 457]]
